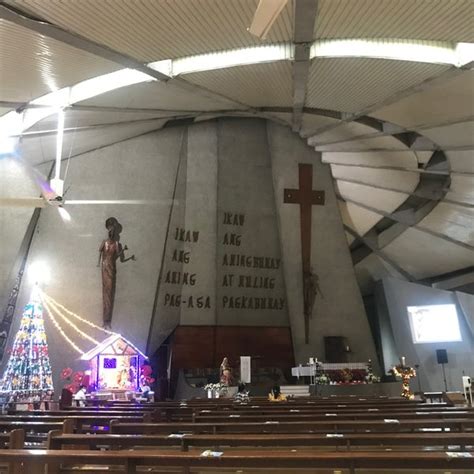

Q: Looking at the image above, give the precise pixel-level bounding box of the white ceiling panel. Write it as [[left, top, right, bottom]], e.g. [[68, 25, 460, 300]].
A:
[[419, 202, 474, 246], [27, 109, 181, 132], [308, 121, 378, 144], [383, 227, 474, 279], [77, 80, 240, 111], [0, 107, 12, 117], [300, 114, 341, 137], [421, 121, 474, 148], [446, 174, 474, 206], [339, 201, 382, 236], [185, 62, 293, 108], [321, 151, 418, 169], [446, 150, 474, 173], [315, 134, 409, 151], [336, 180, 409, 214], [0, 19, 120, 103], [331, 164, 419, 193], [306, 58, 449, 113], [315, 0, 474, 42], [20, 119, 167, 166], [11, 0, 292, 62], [370, 70, 474, 129]]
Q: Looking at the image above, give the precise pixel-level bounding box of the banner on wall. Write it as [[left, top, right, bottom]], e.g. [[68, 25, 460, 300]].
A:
[[240, 356, 251, 383]]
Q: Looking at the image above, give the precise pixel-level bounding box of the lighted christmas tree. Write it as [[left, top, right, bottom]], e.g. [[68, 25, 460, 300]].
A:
[[0, 286, 54, 394]]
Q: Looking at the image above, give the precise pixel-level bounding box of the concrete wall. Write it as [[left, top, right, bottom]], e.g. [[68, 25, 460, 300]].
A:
[[0, 118, 378, 390], [2, 127, 185, 390], [267, 122, 378, 365], [379, 277, 474, 392], [216, 119, 288, 327], [0, 157, 40, 314]]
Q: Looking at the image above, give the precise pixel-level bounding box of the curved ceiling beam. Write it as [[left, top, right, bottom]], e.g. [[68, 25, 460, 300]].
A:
[[337, 143, 453, 264], [291, 0, 319, 132], [308, 116, 474, 148], [324, 161, 449, 175], [0, 1, 260, 124], [2, 2, 472, 142]]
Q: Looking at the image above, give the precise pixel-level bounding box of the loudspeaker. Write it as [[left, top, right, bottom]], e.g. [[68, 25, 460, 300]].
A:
[[436, 349, 448, 364]]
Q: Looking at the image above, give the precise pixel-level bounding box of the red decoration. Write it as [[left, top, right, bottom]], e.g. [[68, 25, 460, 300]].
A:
[[73, 371, 84, 383], [61, 367, 73, 380]]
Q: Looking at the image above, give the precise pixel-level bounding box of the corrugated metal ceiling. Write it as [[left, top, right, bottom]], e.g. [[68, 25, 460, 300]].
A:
[[0, 19, 120, 103], [306, 58, 450, 113], [77, 80, 241, 111], [315, 0, 474, 42], [27, 109, 185, 132], [370, 70, 474, 129], [185, 62, 293, 107], [9, 0, 293, 62]]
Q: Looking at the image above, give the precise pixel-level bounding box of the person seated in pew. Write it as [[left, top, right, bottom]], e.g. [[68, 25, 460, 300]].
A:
[[268, 385, 287, 402], [73, 385, 87, 407], [234, 383, 250, 403], [140, 384, 152, 401]]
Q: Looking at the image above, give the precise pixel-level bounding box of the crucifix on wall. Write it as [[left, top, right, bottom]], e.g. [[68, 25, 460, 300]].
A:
[[284, 163, 325, 344]]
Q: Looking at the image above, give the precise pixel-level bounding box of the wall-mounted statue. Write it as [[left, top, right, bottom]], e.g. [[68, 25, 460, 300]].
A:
[[98, 217, 135, 329], [303, 268, 323, 321]]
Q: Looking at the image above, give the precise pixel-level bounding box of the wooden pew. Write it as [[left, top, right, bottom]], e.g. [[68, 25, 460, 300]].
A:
[[110, 418, 474, 434], [2, 448, 473, 474], [0, 420, 74, 449], [193, 410, 474, 423], [0, 413, 149, 433], [48, 430, 474, 452]]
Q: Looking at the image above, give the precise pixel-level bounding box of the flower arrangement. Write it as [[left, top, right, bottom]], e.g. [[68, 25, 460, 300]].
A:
[[315, 373, 329, 385], [365, 359, 381, 384], [204, 383, 227, 392], [365, 372, 381, 383]]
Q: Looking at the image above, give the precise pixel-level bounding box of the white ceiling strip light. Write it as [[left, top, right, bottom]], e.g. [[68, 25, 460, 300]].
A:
[[149, 44, 293, 77], [310, 39, 474, 67], [0, 39, 472, 143]]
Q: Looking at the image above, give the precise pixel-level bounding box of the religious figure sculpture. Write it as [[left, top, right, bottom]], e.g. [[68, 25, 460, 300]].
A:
[[98, 217, 135, 329], [391, 356, 417, 400], [219, 357, 232, 386], [303, 269, 321, 318]]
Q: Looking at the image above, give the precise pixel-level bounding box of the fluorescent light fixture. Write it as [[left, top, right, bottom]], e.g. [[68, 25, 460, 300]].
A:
[[311, 39, 458, 65], [455, 42, 474, 67], [29, 261, 51, 285], [407, 304, 462, 344], [248, 0, 289, 39], [149, 44, 293, 76], [0, 36, 471, 148]]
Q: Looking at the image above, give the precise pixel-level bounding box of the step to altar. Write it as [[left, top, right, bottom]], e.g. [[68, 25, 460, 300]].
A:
[[280, 385, 310, 397]]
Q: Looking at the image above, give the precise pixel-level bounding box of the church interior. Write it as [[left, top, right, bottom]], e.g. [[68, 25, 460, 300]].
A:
[[0, 0, 473, 472]]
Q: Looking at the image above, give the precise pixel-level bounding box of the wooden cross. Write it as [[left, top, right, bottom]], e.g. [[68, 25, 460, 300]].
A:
[[284, 163, 325, 344]]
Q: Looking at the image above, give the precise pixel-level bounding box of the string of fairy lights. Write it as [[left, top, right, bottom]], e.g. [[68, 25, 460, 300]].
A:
[[38, 290, 117, 355]]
